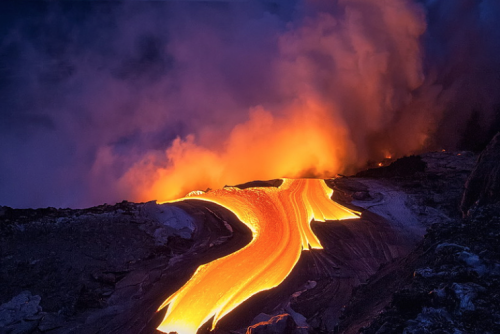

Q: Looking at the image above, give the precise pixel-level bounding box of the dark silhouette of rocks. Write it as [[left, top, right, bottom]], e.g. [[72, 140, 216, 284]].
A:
[[461, 132, 500, 216], [230, 179, 284, 190], [0, 200, 251, 334], [338, 203, 500, 334], [355, 155, 426, 178], [338, 139, 500, 334]]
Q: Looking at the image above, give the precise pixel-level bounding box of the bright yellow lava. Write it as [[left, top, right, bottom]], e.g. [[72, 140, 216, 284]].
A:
[[156, 178, 360, 334]]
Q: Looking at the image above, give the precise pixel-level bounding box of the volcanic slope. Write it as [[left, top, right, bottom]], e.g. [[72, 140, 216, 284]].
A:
[[0, 152, 475, 334]]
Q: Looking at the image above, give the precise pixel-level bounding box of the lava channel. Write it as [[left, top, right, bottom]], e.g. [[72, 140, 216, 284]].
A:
[[156, 178, 360, 334]]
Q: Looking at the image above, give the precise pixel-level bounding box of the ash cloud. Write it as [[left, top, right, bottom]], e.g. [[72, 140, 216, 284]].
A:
[[0, 0, 499, 208]]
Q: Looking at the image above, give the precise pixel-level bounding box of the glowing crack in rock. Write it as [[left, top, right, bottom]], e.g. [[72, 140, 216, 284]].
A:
[[157, 178, 360, 334]]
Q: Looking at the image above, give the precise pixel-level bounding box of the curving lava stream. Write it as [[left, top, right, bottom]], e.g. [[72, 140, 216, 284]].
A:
[[157, 178, 360, 334]]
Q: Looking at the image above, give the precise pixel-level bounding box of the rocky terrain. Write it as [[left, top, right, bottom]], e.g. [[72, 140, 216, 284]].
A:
[[338, 135, 500, 334], [2, 134, 499, 334]]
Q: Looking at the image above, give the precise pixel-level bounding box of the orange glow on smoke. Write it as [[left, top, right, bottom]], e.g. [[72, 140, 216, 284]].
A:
[[117, 0, 432, 205], [382, 150, 393, 159], [128, 101, 356, 204], [107, 0, 436, 209], [156, 179, 359, 334]]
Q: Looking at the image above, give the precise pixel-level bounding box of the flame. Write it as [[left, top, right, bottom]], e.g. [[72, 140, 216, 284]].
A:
[[156, 178, 359, 334]]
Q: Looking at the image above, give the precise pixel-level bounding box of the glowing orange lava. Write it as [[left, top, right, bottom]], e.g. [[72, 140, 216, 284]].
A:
[[156, 178, 359, 334]]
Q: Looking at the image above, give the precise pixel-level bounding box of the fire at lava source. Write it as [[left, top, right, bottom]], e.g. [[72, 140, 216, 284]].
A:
[[156, 179, 359, 334]]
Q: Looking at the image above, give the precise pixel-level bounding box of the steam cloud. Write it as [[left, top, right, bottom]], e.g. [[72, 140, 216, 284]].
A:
[[0, 0, 499, 208]]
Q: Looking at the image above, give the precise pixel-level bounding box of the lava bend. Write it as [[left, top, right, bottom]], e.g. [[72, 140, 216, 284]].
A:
[[157, 178, 360, 334]]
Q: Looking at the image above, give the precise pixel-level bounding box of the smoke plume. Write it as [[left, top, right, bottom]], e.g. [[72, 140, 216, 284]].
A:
[[0, 0, 499, 208]]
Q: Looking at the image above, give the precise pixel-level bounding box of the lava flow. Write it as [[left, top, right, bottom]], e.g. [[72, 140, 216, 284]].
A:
[[157, 178, 360, 334]]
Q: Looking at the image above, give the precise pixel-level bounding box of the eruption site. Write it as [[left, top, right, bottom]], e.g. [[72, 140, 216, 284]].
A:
[[2, 2, 500, 333]]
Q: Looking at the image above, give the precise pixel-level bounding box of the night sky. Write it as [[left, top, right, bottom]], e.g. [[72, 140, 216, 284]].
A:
[[1, 0, 500, 209]]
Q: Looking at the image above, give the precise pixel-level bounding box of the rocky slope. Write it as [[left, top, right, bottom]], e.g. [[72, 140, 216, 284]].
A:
[[338, 136, 500, 334], [1, 139, 496, 334]]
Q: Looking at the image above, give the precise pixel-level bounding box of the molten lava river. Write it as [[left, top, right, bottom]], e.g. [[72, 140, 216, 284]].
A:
[[157, 178, 360, 334]]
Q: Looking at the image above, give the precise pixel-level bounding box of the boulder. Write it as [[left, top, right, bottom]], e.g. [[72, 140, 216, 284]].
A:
[[0, 291, 42, 333]]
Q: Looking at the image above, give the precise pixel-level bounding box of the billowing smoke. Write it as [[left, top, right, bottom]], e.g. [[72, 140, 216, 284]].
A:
[[420, 0, 500, 151], [0, 0, 499, 208]]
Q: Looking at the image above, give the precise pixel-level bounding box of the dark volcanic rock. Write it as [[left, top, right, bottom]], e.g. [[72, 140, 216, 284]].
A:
[[231, 179, 283, 190], [0, 291, 42, 331], [0, 200, 251, 334], [339, 204, 500, 334], [461, 132, 500, 215], [355, 155, 426, 178], [338, 146, 500, 334]]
